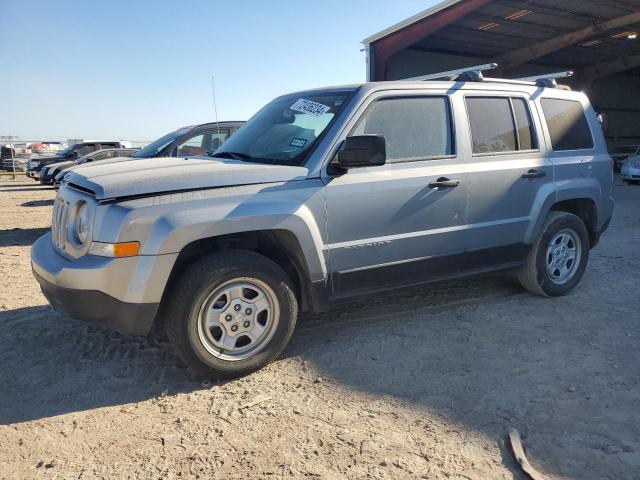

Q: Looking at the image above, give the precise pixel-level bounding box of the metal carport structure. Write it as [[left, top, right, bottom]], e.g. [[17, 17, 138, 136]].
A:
[[364, 0, 640, 146]]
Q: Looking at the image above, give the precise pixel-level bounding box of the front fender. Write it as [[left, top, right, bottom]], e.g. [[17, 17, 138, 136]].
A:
[[100, 180, 329, 282]]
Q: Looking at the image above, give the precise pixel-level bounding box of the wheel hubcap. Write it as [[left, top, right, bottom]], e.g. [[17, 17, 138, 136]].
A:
[[545, 229, 581, 285], [197, 277, 279, 361]]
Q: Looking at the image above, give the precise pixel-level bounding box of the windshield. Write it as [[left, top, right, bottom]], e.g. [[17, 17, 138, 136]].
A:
[[56, 145, 75, 156], [213, 90, 353, 165], [133, 127, 192, 158]]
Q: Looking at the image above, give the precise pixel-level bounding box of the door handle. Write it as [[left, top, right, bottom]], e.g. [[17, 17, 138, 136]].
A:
[[428, 177, 461, 189], [521, 169, 546, 179]]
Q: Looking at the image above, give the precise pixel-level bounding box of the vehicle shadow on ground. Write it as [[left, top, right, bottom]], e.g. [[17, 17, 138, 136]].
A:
[[290, 275, 640, 480], [0, 227, 50, 247], [21, 199, 54, 207], [0, 305, 200, 425], [1, 274, 637, 479], [0, 276, 518, 426]]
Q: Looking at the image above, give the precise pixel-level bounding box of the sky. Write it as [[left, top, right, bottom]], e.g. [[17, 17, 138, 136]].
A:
[[0, 0, 436, 143]]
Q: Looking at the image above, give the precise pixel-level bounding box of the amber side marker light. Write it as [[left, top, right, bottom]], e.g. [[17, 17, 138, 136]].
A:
[[89, 241, 141, 258]]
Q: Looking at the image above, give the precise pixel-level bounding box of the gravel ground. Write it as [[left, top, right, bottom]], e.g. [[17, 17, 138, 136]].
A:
[[0, 177, 638, 480]]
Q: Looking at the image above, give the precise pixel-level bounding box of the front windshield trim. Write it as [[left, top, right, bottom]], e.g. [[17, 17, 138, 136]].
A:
[[215, 88, 356, 167]]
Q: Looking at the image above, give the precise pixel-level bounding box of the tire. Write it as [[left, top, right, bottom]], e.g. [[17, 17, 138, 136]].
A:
[[518, 211, 590, 297], [165, 250, 298, 378]]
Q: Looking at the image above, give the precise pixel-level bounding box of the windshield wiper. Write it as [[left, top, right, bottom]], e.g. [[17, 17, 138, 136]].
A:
[[209, 151, 251, 161]]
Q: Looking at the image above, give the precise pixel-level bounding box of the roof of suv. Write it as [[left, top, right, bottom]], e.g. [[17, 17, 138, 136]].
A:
[[284, 79, 580, 99]]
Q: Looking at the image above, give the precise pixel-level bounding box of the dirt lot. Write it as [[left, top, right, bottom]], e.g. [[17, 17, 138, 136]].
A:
[[0, 177, 638, 480]]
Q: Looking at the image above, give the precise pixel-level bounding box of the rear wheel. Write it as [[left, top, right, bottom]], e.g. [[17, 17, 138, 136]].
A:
[[165, 250, 298, 378], [518, 212, 590, 297]]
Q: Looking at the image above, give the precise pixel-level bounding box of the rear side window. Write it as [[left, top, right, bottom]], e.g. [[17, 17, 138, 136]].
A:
[[92, 151, 111, 161], [541, 98, 593, 151], [511, 98, 536, 151], [466, 97, 537, 154], [350, 96, 454, 162]]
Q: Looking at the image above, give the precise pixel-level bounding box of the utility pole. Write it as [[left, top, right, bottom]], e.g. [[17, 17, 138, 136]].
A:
[[0, 135, 18, 180]]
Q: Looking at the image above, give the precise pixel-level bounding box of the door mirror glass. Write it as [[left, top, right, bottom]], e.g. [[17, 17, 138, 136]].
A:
[[333, 135, 386, 170]]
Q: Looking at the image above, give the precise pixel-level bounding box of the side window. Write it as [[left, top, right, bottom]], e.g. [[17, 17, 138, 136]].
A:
[[541, 98, 594, 151], [466, 98, 516, 153], [349, 96, 454, 162], [207, 129, 231, 153], [100, 143, 118, 150], [92, 151, 111, 161], [511, 98, 537, 150], [76, 145, 95, 157], [176, 134, 205, 156], [466, 97, 538, 154]]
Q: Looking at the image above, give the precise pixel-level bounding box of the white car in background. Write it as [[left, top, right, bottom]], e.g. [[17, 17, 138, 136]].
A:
[[610, 145, 640, 172], [620, 156, 640, 184]]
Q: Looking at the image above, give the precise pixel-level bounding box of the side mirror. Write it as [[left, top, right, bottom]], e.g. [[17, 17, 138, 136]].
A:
[[333, 135, 386, 171]]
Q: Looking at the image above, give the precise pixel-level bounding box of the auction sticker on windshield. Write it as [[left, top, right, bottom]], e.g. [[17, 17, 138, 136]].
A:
[[290, 98, 331, 117]]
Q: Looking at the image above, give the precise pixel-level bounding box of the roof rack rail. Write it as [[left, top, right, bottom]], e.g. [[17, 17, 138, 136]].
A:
[[517, 71, 573, 89], [402, 64, 571, 89], [517, 71, 573, 84], [405, 63, 498, 82]]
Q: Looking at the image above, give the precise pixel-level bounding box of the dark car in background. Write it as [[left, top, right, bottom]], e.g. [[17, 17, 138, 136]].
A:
[[42, 148, 138, 185], [131, 121, 244, 159], [26, 141, 129, 182]]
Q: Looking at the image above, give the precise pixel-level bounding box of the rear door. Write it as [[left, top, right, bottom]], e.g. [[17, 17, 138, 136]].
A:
[[324, 91, 473, 297], [461, 93, 554, 265]]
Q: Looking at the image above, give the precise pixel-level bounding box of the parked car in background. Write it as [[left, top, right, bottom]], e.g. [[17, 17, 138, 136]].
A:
[[1, 152, 31, 171], [42, 148, 138, 185], [130, 121, 244, 160], [26, 141, 130, 181], [620, 156, 640, 184], [609, 145, 640, 172], [32, 76, 614, 377], [47, 122, 244, 185], [2, 152, 57, 172]]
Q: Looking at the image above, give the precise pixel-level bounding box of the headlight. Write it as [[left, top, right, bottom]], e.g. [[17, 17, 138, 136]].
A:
[[74, 202, 91, 244]]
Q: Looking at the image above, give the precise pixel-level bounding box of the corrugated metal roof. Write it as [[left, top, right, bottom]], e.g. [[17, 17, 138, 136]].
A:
[[363, 0, 464, 45], [366, 0, 640, 76]]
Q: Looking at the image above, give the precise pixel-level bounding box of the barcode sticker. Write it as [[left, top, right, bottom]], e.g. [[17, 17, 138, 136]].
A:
[[289, 98, 331, 117]]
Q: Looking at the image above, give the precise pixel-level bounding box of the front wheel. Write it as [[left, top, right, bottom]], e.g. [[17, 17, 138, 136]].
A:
[[518, 212, 590, 297], [165, 250, 298, 378]]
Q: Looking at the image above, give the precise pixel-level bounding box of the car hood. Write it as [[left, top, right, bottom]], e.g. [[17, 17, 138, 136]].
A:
[[30, 156, 60, 164], [47, 160, 75, 170], [63, 156, 310, 200]]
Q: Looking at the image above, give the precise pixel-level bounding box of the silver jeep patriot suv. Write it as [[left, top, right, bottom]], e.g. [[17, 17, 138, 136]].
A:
[[31, 74, 614, 377]]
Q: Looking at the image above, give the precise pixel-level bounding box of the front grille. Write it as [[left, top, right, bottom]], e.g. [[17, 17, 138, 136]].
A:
[[51, 197, 71, 253]]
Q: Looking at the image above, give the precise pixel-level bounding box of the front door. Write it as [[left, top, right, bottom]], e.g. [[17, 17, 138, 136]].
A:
[[324, 94, 472, 297]]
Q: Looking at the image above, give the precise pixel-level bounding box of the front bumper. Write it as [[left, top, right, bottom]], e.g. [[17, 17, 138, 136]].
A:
[[31, 233, 178, 335], [35, 271, 158, 335]]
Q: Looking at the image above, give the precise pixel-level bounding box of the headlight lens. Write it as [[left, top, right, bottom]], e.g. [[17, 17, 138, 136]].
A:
[[75, 202, 91, 244]]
